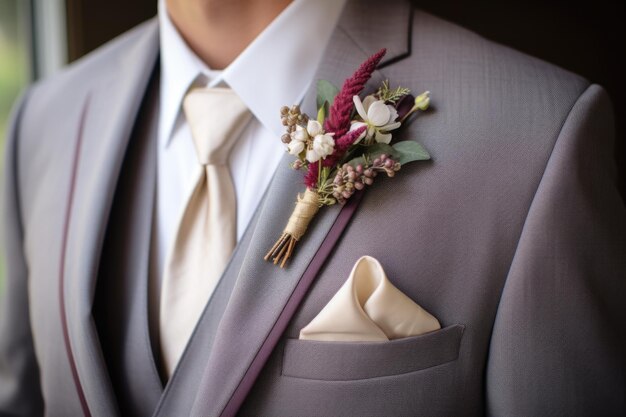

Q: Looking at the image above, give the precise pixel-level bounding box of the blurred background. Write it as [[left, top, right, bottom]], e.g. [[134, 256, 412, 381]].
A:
[[0, 0, 624, 292]]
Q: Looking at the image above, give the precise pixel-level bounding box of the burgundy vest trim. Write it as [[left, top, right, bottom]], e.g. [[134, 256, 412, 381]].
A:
[[59, 96, 92, 417], [219, 191, 365, 417]]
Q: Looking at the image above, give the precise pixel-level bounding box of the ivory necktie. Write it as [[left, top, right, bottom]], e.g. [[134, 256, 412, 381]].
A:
[[160, 87, 252, 376]]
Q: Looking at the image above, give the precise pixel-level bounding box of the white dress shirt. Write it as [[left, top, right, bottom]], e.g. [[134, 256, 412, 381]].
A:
[[155, 0, 347, 280]]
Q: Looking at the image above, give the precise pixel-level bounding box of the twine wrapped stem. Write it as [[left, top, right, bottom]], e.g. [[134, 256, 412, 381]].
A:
[[264, 189, 320, 268]]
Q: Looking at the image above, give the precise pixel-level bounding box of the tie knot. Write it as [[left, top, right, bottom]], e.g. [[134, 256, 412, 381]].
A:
[[183, 87, 252, 165]]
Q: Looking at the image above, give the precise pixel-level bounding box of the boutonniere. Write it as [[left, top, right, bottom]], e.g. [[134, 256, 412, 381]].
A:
[[265, 48, 432, 267]]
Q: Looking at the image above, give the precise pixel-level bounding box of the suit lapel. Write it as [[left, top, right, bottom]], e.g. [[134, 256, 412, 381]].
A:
[[60, 19, 160, 417], [188, 1, 413, 416]]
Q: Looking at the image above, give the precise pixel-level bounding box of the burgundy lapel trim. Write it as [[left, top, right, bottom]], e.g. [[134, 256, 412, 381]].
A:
[[219, 191, 364, 417], [59, 94, 92, 417]]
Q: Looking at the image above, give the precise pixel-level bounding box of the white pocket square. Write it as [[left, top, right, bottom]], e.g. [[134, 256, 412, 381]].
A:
[[299, 256, 441, 342]]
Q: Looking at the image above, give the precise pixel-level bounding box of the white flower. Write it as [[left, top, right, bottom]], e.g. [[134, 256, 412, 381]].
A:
[[350, 94, 401, 144], [306, 134, 335, 163], [289, 119, 335, 163], [288, 126, 307, 156], [306, 120, 323, 137], [292, 125, 310, 142], [287, 120, 328, 158], [287, 124, 311, 156], [287, 120, 335, 162], [287, 140, 305, 156], [312, 134, 335, 160], [306, 148, 320, 163]]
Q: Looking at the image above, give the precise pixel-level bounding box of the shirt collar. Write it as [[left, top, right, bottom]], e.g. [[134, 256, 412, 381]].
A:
[[158, 0, 347, 148]]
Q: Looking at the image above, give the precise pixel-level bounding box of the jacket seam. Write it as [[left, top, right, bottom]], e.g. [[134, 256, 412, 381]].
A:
[[483, 81, 594, 402]]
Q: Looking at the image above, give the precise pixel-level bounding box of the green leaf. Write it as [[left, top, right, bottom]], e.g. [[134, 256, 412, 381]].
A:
[[392, 141, 431, 165], [316, 79, 339, 111], [317, 103, 326, 124], [367, 143, 401, 159]]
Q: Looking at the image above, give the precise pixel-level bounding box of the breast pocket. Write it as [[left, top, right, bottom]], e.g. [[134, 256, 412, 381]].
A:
[[281, 324, 465, 381]]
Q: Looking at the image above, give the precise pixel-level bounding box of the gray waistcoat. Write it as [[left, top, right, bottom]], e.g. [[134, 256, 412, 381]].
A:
[[93, 71, 163, 417]]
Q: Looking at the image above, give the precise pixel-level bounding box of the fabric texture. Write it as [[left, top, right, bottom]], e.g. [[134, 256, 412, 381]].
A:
[[299, 255, 440, 341], [1, 0, 624, 416]]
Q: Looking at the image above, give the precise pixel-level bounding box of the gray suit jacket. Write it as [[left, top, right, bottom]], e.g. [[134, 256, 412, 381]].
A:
[[1, 1, 624, 416]]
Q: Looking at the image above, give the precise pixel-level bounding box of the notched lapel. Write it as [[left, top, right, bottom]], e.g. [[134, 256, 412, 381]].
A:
[[339, 0, 412, 68], [60, 19, 160, 417], [189, 2, 414, 416]]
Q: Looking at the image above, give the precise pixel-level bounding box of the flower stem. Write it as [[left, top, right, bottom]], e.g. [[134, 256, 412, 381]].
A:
[[317, 160, 322, 190]]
